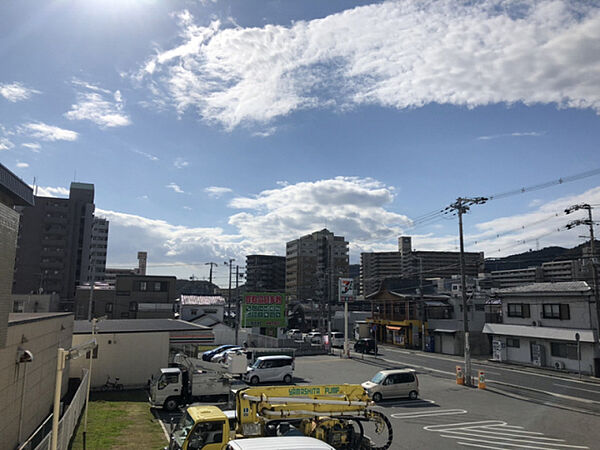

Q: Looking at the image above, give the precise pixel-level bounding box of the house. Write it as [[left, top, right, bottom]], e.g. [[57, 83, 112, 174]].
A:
[[69, 319, 214, 388], [483, 282, 599, 376]]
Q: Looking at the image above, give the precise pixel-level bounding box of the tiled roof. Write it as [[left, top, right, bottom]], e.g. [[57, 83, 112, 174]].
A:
[[74, 318, 210, 334], [493, 281, 590, 294]]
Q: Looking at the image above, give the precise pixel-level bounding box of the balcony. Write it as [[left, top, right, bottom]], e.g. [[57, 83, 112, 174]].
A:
[[44, 215, 67, 225], [42, 238, 66, 247]]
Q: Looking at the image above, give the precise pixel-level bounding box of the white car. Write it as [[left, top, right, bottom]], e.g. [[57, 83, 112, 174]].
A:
[[210, 346, 242, 362], [243, 355, 295, 385], [330, 332, 344, 347], [287, 329, 303, 340], [306, 331, 322, 344], [226, 436, 335, 450], [361, 369, 419, 402]]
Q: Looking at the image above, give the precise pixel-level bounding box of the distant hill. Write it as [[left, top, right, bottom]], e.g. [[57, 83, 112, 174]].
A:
[[485, 240, 598, 272]]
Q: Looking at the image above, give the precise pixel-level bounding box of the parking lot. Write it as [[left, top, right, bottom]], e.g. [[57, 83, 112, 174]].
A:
[[155, 353, 599, 449]]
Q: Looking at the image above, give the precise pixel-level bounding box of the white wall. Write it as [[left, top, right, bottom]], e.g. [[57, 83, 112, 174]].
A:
[[0, 314, 73, 449], [70, 331, 169, 388]]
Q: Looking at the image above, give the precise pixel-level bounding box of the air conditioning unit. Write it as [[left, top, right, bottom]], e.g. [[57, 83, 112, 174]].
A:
[[554, 361, 565, 370]]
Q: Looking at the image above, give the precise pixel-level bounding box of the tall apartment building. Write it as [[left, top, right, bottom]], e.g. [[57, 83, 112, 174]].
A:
[[285, 229, 349, 303], [360, 251, 402, 296], [88, 217, 109, 281], [12, 182, 107, 304], [399, 236, 484, 279], [245, 255, 286, 292], [490, 259, 595, 289], [0, 163, 34, 346]]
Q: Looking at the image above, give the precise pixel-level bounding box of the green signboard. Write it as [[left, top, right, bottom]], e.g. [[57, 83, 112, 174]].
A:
[[242, 292, 286, 328]]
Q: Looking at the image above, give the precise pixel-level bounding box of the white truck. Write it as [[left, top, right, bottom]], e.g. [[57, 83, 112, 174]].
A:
[[149, 354, 243, 411]]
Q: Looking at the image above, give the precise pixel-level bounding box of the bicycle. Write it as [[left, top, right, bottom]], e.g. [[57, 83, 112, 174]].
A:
[[101, 375, 124, 391]]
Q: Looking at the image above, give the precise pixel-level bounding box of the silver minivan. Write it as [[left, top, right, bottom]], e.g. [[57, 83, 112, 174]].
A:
[[243, 355, 295, 385], [361, 369, 419, 402]]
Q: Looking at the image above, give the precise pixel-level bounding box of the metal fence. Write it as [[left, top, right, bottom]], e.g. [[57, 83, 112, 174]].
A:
[[19, 369, 89, 450]]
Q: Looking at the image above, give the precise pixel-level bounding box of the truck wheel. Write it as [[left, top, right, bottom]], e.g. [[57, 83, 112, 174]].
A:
[[283, 374, 292, 384], [372, 392, 382, 403], [164, 397, 179, 412], [250, 376, 259, 385]]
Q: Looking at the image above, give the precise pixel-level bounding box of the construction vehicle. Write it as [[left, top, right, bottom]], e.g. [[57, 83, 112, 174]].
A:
[[150, 354, 243, 411], [167, 384, 393, 450]]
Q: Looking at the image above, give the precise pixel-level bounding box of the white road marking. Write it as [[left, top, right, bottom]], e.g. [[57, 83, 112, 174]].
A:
[[384, 398, 436, 406], [553, 383, 600, 394], [491, 380, 600, 405], [425, 420, 589, 450], [391, 409, 467, 419], [152, 409, 170, 441]]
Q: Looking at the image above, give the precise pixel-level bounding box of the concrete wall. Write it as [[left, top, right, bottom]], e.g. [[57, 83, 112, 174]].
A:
[[0, 313, 73, 449], [70, 331, 169, 388], [0, 202, 20, 347]]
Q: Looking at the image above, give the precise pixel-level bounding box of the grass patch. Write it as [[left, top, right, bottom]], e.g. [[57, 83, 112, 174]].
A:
[[70, 390, 166, 450]]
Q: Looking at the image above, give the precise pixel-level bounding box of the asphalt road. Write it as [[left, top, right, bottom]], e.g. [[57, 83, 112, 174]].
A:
[[349, 345, 600, 414], [154, 350, 600, 449], [294, 354, 600, 450]]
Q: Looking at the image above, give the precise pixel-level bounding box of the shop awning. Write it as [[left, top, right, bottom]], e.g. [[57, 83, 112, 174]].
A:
[[483, 323, 595, 342], [386, 326, 403, 331], [433, 329, 457, 334]]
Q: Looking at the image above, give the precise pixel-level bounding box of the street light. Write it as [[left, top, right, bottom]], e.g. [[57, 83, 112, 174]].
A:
[[51, 339, 97, 450]]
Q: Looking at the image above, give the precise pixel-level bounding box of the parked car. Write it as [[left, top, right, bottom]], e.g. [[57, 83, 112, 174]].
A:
[[210, 346, 242, 362], [242, 355, 295, 385], [361, 369, 419, 402], [287, 329, 303, 340], [226, 436, 335, 450], [306, 331, 322, 344], [354, 338, 377, 354], [202, 344, 239, 361], [330, 332, 344, 348]]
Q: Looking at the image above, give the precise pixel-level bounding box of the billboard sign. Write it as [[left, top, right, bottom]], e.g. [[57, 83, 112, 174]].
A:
[[242, 293, 286, 328], [338, 278, 354, 302]]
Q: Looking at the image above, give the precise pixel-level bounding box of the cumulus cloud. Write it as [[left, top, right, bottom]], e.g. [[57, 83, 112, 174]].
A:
[[166, 182, 185, 193], [205, 186, 232, 198], [19, 122, 78, 141], [34, 186, 70, 197], [65, 80, 131, 128], [135, 1, 600, 131], [22, 142, 41, 152], [174, 157, 189, 169], [0, 82, 40, 102]]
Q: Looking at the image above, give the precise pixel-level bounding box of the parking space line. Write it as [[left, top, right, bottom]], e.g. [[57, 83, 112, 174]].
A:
[[384, 398, 436, 406], [440, 434, 562, 450], [391, 409, 467, 419], [457, 441, 510, 450]]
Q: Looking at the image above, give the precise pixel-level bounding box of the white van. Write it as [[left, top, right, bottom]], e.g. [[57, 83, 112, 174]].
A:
[[361, 369, 419, 402], [225, 436, 335, 450], [242, 355, 294, 385], [330, 332, 344, 347]]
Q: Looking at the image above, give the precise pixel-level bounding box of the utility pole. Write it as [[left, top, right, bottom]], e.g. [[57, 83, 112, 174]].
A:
[[566, 204, 600, 339], [235, 265, 241, 345], [224, 259, 235, 326], [447, 196, 487, 387], [419, 257, 426, 351], [205, 262, 218, 285]]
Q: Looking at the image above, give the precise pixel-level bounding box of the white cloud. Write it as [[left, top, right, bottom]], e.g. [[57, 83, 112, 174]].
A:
[[205, 186, 232, 198], [21, 142, 41, 152], [19, 122, 78, 141], [135, 1, 600, 131], [0, 82, 40, 102], [166, 182, 185, 193], [65, 80, 131, 128], [477, 131, 546, 141], [16, 162, 29, 168], [183, 206, 192, 211], [0, 137, 14, 151], [174, 157, 189, 169], [34, 186, 70, 197]]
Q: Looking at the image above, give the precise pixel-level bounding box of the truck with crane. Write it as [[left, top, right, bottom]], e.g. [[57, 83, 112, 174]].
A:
[[166, 384, 393, 450]]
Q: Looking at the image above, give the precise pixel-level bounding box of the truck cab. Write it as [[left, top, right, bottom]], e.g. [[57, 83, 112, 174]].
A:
[[169, 406, 234, 450], [150, 367, 183, 410]]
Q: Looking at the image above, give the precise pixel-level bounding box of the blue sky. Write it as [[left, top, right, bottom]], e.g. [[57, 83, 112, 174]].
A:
[[1, 0, 600, 285]]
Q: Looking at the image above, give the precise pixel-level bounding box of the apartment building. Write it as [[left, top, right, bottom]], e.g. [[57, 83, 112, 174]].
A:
[[490, 259, 596, 289], [360, 251, 402, 296], [285, 229, 349, 303], [88, 217, 108, 281], [74, 274, 177, 320], [399, 236, 485, 279], [245, 255, 286, 292], [483, 282, 599, 376], [12, 182, 108, 305]]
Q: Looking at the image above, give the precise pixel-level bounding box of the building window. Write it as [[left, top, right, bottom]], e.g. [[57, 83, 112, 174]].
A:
[[475, 304, 485, 311], [86, 346, 98, 359], [129, 301, 138, 312], [507, 303, 530, 318], [105, 303, 113, 313], [506, 338, 520, 348], [139, 281, 147, 291], [154, 282, 161, 291], [550, 342, 577, 359], [543, 304, 569, 320]]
